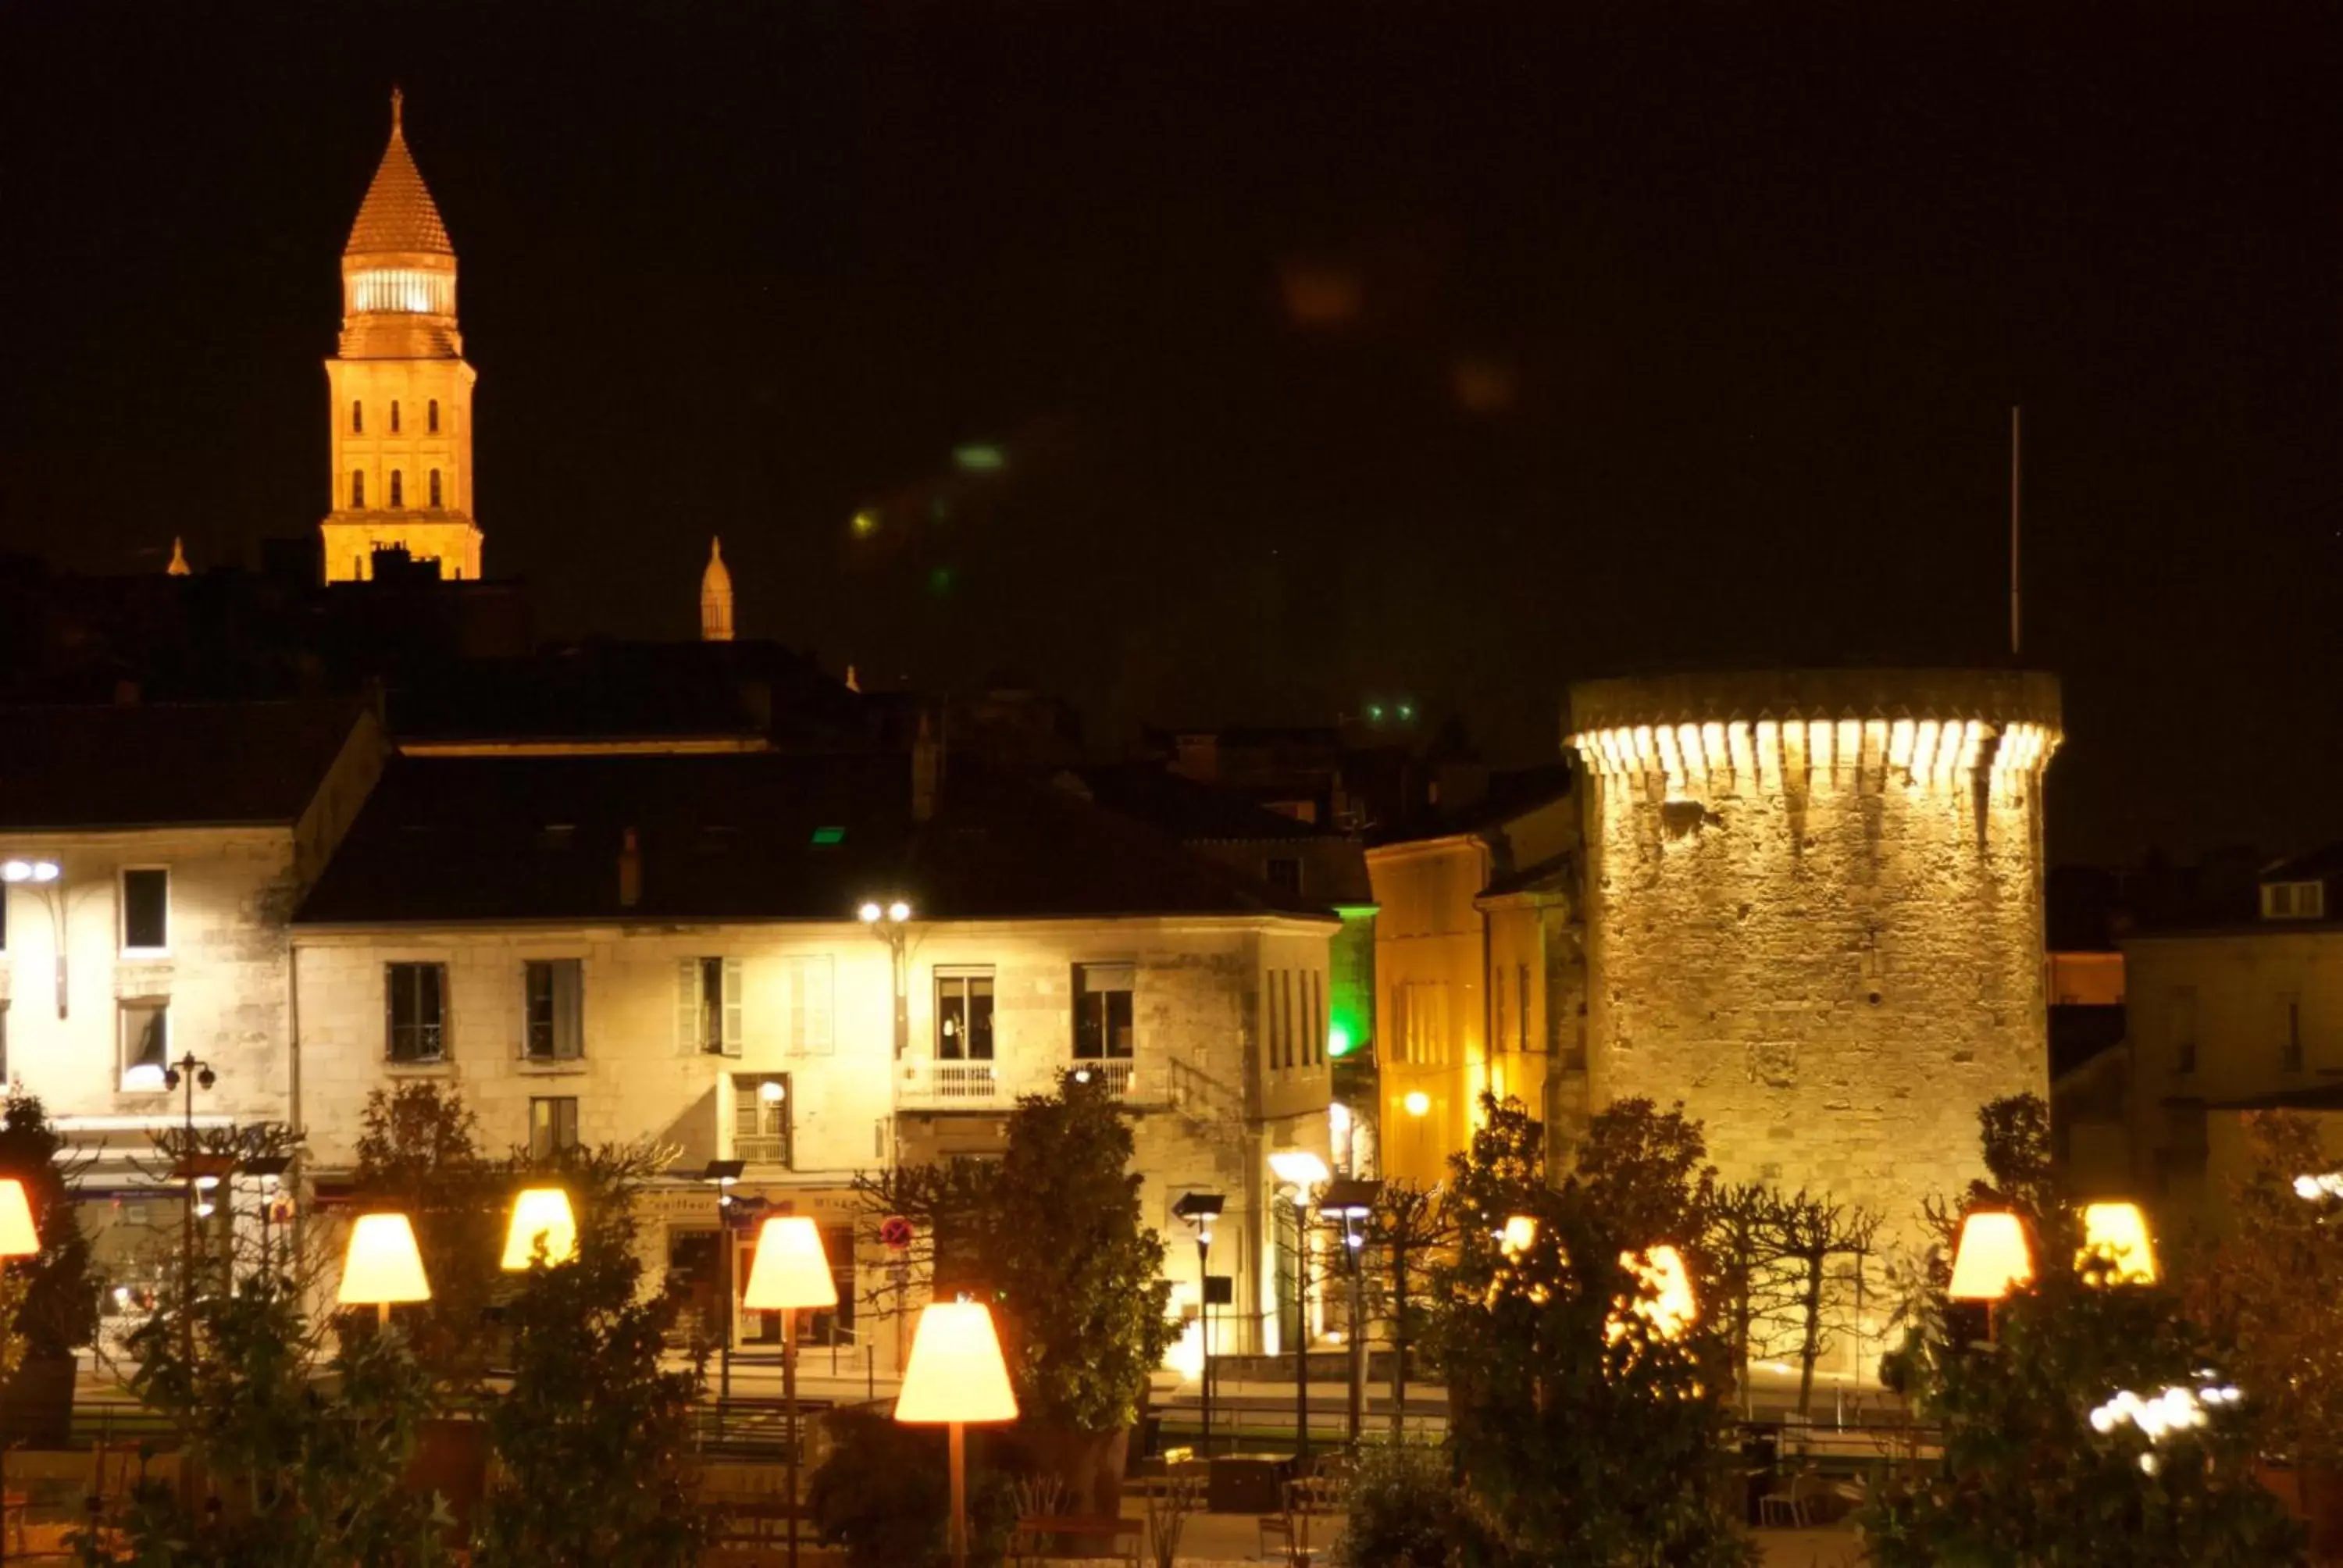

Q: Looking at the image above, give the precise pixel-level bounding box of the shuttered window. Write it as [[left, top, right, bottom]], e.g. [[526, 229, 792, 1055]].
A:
[[678, 957, 744, 1055]]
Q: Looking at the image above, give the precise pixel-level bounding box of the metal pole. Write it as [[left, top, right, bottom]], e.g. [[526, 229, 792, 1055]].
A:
[[947, 1421, 968, 1568], [1293, 1204, 1310, 1465], [1346, 1221, 1364, 1445], [719, 1219, 733, 1401], [783, 1309, 800, 1568], [1197, 1233, 1213, 1457]]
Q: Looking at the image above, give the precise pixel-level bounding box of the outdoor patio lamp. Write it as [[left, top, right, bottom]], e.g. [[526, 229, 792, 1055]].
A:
[[2076, 1201, 2156, 1286], [894, 1299, 1018, 1568], [743, 1215, 836, 1568], [1948, 1210, 2034, 1302], [0, 1180, 35, 1568], [500, 1188, 579, 1270], [338, 1212, 432, 1329]]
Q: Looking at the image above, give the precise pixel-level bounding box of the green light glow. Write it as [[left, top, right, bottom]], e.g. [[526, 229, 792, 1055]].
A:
[[1327, 1024, 1353, 1058], [953, 444, 1005, 472], [1397, 702, 1415, 722], [810, 826, 846, 846], [929, 567, 955, 595], [852, 510, 879, 537], [1367, 704, 1385, 722]]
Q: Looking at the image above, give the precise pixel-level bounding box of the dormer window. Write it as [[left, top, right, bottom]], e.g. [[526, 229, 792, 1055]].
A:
[[2265, 882, 2327, 921]]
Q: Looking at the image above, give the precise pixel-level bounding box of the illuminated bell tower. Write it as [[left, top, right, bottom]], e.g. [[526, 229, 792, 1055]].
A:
[[320, 91, 483, 583]]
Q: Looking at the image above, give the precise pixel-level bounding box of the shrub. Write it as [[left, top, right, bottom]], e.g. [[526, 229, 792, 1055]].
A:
[[1333, 1440, 1471, 1568], [810, 1404, 1016, 1568]]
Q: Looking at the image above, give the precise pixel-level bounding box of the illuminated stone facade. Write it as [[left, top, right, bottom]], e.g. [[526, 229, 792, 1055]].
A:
[[319, 93, 483, 584], [1567, 669, 2061, 1251]]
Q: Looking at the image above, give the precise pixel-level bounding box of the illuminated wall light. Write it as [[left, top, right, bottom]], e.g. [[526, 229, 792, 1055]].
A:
[[1888, 718, 1915, 771], [1632, 725, 1656, 768], [1808, 719, 1834, 780]]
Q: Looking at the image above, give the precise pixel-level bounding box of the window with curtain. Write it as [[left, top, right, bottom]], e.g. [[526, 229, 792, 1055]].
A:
[[1072, 963, 1135, 1060], [524, 960, 584, 1060]]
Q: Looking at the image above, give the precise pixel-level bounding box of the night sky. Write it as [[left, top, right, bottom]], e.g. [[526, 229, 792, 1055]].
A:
[[1, 3, 2337, 866]]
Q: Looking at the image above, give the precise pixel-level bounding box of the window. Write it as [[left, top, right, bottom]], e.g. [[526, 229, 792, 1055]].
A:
[[2265, 882, 2328, 921], [390, 399, 401, 433], [524, 960, 584, 1060], [2171, 987, 2199, 1075], [529, 1097, 580, 1159], [351, 401, 363, 434], [428, 399, 440, 433], [121, 869, 168, 953], [1493, 968, 1509, 1053], [389, 470, 403, 508], [1073, 964, 1135, 1060], [387, 963, 448, 1063], [936, 970, 995, 1060], [119, 1000, 167, 1089], [351, 470, 366, 508], [1265, 857, 1302, 897], [677, 957, 743, 1056], [783, 956, 834, 1056], [2281, 993, 2305, 1074], [1306, 971, 1323, 1065], [1518, 964, 1532, 1052], [733, 1074, 791, 1165], [429, 469, 442, 508]]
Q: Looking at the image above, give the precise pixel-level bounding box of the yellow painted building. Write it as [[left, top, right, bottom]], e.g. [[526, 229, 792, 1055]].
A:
[[1365, 783, 1578, 1185], [319, 93, 483, 583]]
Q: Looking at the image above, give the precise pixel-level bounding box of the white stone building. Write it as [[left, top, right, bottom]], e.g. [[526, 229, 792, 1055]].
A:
[[291, 747, 1340, 1371]]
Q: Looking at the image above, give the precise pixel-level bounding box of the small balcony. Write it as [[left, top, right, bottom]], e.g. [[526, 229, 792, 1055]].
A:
[[734, 1133, 790, 1167], [897, 1059, 1005, 1108]]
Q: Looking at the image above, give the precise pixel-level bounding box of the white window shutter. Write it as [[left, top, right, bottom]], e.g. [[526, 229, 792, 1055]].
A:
[[806, 956, 834, 1056], [676, 959, 698, 1052], [722, 957, 745, 1056]]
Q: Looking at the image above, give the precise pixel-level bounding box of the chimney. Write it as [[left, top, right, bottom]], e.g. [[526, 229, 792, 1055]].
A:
[[618, 827, 642, 908], [912, 712, 941, 824]]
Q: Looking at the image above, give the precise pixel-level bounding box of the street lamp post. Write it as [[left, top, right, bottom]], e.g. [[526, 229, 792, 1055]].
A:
[[1173, 1192, 1225, 1456], [0, 860, 66, 1018], [894, 1300, 1018, 1568], [162, 1054, 218, 1373], [1268, 1150, 1329, 1466], [1322, 1178, 1382, 1446], [702, 1160, 745, 1399], [858, 898, 914, 1060], [743, 1215, 837, 1568]]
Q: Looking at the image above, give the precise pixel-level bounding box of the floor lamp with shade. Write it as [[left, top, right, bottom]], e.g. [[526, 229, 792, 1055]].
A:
[[894, 1300, 1018, 1568], [0, 1179, 39, 1565], [741, 1215, 835, 1568], [499, 1188, 580, 1270], [339, 1213, 432, 1331]]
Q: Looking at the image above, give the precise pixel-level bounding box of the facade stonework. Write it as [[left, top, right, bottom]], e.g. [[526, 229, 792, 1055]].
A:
[[1567, 669, 2060, 1253]]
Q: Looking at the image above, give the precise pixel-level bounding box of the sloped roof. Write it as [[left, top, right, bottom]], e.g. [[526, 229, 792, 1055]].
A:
[[297, 750, 1337, 926], [0, 701, 368, 830], [346, 95, 452, 257], [2262, 843, 2343, 885], [1061, 763, 1324, 843]]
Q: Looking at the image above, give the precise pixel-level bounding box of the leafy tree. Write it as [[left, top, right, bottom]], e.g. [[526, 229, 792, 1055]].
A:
[[2194, 1110, 2343, 1470], [351, 1082, 502, 1392], [1564, 1097, 1717, 1251], [472, 1142, 704, 1568], [97, 1239, 450, 1567], [809, 1404, 1016, 1568], [1863, 1260, 2300, 1566], [1332, 1439, 1478, 1568], [1435, 1095, 1755, 1567], [0, 1092, 96, 1362]]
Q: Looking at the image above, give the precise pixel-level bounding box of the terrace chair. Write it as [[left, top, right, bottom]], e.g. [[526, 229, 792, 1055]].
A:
[[1756, 1465, 1819, 1529]]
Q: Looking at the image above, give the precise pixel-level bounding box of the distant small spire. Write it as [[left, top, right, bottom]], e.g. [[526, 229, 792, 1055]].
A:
[[845, 665, 861, 693], [390, 86, 404, 134], [166, 537, 191, 577], [700, 536, 735, 643]]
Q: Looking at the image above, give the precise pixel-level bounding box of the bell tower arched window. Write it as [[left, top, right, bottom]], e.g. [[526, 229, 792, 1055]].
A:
[[428, 400, 440, 433], [429, 470, 442, 508], [390, 400, 401, 433], [351, 401, 363, 434], [351, 470, 366, 508], [389, 471, 403, 508]]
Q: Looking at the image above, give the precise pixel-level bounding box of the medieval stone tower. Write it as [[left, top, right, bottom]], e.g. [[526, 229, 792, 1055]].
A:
[[1564, 668, 2060, 1250], [319, 92, 483, 583]]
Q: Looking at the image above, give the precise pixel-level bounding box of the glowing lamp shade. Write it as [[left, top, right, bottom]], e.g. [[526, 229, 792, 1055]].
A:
[[2077, 1201, 2158, 1285], [894, 1301, 1018, 1425], [1403, 1091, 1432, 1117], [742, 1215, 838, 1310], [337, 1213, 432, 1307], [1948, 1211, 2034, 1302], [1268, 1149, 1330, 1188], [499, 1188, 579, 1270], [1500, 1213, 1539, 1259], [0, 1179, 41, 1258]]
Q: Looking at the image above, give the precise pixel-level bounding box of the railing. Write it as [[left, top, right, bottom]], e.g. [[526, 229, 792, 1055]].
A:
[[1069, 1059, 1139, 1099], [897, 1058, 1004, 1107], [735, 1134, 790, 1166]]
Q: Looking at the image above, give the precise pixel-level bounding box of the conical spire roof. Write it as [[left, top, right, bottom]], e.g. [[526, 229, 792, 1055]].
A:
[[345, 90, 451, 257]]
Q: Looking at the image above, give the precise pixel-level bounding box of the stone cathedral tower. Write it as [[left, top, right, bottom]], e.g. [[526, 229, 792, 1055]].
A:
[[1566, 668, 2061, 1250], [319, 92, 483, 584]]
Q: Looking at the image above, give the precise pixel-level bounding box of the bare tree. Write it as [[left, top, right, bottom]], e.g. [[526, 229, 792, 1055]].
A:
[[1762, 1189, 1881, 1417], [1703, 1181, 1781, 1417], [1368, 1178, 1454, 1436]]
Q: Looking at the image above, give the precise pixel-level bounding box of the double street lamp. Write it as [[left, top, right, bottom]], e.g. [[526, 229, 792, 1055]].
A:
[[858, 898, 915, 1060], [1267, 1149, 1330, 1463], [1172, 1191, 1225, 1455], [1321, 1177, 1382, 1445]]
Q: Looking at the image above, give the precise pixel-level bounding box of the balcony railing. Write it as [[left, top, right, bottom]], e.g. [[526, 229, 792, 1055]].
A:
[[1069, 1059, 1136, 1099], [735, 1134, 790, 1167], [897, 1059, 1004, 1107]]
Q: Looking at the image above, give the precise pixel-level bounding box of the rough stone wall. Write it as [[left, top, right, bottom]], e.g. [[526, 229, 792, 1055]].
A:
[[1569, 670, 2059, 1256]]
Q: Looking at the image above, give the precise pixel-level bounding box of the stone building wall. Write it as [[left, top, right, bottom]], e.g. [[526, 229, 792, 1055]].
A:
[[1567, 669, 2060, 1255]]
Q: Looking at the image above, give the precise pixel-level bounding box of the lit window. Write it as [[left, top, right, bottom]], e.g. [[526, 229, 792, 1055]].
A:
[[351, 401, 363, 434], [936, 969, 995, 1061], [733, 1074, 791, 1165], [1073, 964, 1135, 1060], [387, 962, 447, 1063], [389, 471, 403, 508], [121, 869, 168, 953], [2265, 882, 2328, 921], [529, 1096, 580, 1158], [119, 1000, 167, 1090], [524, 959, 584, 1060], [428, 400, 440, 433], [429, 469, 442, 508], [351, 471, 366, 509]]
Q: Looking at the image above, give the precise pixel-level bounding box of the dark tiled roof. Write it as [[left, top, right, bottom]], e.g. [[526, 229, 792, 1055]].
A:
[[347, 112, 452, 256], [2262, 843, 2343, 885], [0, 702, 366, 830], [1061, 764, 1323, 843], [297, 751, 1334, 926]]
